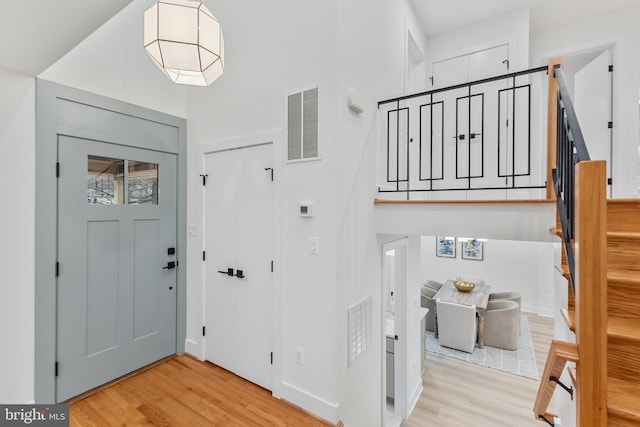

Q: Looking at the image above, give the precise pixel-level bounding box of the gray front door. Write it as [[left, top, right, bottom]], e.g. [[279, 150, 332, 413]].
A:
[[56, 136, 177, 401]]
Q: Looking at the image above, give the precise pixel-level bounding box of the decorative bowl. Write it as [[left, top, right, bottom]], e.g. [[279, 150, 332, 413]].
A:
[[453, 280, 475, 292]]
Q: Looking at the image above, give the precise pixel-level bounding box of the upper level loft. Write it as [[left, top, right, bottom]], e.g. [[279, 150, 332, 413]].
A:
[[372, 61, 565, 240], [377, 64, 551, 202], [371, 42, 635, 205]]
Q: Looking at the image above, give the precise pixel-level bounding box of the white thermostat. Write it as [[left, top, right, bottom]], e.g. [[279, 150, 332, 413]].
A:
[[299, 202, 315, 218]]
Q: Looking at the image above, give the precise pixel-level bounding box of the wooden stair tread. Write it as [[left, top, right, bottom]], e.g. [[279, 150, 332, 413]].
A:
[[608, 270, 640, 285], [608, 316, 640, 342], [608, 377, 640, 421], [567, 366, 577, 388], [561, 308, 575, 332], [554, 263, 571, 279], [607, 231, 640, 242], [550, 227, 563, 238]]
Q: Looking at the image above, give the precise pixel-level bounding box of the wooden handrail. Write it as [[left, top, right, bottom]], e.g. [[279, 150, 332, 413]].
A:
[[546, 57, 563, 200], [533, 340, 579, 423]]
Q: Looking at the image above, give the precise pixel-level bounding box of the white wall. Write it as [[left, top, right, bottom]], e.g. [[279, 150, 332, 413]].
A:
[[39, 0, 187, 118], [19, 0, 422, 423], [531, 5, 640, 198], [420, 236, 555, 315], [375, 202, 556, 242], [0, 67, 36, 403], [184, 0, 342, 421], [424, 9, 530, 74], [334, 1, 427, 424]]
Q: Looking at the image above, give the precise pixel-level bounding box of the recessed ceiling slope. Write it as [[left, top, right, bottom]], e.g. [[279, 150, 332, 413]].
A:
[[0, 0, 133, 76], [410, 0, 639, 38]]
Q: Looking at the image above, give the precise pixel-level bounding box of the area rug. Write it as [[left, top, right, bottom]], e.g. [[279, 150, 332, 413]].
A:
[[425, 316, 539, 380]]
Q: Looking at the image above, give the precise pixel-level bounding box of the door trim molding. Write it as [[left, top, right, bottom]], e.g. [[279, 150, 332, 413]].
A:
[[34, 79, 188, 403]]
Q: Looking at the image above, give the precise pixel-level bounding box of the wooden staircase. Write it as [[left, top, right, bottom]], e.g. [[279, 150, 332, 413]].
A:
[[533, 57, 640, 427], [536, 199, 640, 426], [605, 199, 640, 426]]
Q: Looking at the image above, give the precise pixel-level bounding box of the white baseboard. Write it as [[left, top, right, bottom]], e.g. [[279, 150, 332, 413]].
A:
[[277, 380, 339, 424], [184, 339, 202, 359], [523, 306, 554, 317], [407, 380, 423, 418]]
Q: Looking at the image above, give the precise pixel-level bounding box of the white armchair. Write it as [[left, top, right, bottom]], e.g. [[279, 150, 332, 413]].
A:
[[435, 299, 477, 353]]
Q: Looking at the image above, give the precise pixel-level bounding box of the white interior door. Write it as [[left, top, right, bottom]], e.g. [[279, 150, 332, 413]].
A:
[[56, 136, 177, 401], [204, 143, 273, 390], [574, 49, 613, 191]]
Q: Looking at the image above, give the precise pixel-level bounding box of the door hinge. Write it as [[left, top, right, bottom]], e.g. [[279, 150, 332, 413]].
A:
[[271, 260, 274, 273], [608, 121, 613, 129], [55, 262, 59, 277], [202, 251, 206, 261], [56, 162, 60, 177], [199, 174, 208, 186], [270, 352, 273, 365], [503, 59, 510, 70], [202, 326, 206, 337], [608, 64, 613, 72], [55, 362, 59, 377], [608, 178, 613, 185]]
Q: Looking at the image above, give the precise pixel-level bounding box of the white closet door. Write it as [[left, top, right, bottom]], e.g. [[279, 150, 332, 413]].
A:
[[204, 143, 273, 391]]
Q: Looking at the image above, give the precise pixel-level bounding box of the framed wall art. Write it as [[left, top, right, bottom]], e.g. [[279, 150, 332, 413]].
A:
[[461, 238, 484, 261], [436, 236, 456, 258]]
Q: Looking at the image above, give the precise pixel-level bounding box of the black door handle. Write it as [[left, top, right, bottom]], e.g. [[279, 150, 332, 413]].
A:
[[162, 261, 176, 270], [235, 269, 245, 279], [218, 268, 234, 276]]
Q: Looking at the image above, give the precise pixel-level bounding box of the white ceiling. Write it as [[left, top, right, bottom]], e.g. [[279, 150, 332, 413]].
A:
[[410, 0, 640, 38], [0, 0, 637, 76], [0, 0, 133, 76]]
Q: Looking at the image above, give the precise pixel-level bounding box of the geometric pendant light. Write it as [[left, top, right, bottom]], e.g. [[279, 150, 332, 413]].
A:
[[143, 0, 224, 86]]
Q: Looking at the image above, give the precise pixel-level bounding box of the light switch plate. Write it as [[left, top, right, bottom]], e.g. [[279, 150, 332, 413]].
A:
[[309, 236, 319, 254]]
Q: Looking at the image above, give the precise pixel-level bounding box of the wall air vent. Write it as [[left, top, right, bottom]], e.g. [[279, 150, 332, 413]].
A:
[[287, 86, 319, 161]]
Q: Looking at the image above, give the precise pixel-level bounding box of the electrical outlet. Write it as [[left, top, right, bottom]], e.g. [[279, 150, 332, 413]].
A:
[[295, 346, 304, 365]]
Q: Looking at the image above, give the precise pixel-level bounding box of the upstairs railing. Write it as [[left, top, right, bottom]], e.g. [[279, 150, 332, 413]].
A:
[[377, 66, 549, 199]]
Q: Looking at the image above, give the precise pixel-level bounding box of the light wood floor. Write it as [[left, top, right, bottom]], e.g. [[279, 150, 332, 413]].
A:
[[401, 312, 554, 427], [68, 313, 553, 427], [68, 355, 334, 426]]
